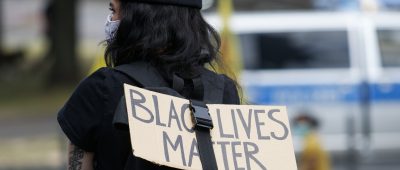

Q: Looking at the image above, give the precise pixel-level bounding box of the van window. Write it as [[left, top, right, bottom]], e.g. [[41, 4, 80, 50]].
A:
[[239, 31, 350, 70], [378, 29, 400, 67]]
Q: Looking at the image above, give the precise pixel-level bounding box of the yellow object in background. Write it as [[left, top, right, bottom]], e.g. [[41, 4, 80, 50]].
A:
[[217, 0, 244, 103], [217, 0, 242, 80], [88, 47, 106, 74], [299, 132, 331, 170]]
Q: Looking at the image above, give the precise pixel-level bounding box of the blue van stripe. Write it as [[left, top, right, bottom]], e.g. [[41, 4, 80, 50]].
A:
[[370, 83, 400, 101], [246, 83, 400, 104]]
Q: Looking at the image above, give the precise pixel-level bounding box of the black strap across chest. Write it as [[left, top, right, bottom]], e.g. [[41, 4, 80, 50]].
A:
[[113, 61, 224, 170]]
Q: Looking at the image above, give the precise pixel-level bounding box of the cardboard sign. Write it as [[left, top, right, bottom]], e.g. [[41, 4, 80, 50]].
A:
[[124, 84, 297, 170]]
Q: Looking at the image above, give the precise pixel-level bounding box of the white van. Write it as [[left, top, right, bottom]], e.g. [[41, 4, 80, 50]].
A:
[[205, 11, 400, 154]]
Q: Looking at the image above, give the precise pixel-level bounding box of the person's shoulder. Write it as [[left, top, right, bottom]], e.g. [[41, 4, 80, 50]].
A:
[[87, 67, 115, 79], [88, 66, 140, 89], [200, 68, 240, 104], [77, 67, 112, 88], [71, 67, 125, 97], [200, 68, 236, 87], [85, 67, 128, 84], [220, 74, 240, 104], [221, 74, 236, 85]]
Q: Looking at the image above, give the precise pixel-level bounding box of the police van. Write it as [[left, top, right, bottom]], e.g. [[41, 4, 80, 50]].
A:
[[205, 11, 400, 154]]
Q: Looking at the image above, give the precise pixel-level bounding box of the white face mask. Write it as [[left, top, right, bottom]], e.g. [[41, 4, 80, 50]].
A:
[[105, 14, 120, 42]]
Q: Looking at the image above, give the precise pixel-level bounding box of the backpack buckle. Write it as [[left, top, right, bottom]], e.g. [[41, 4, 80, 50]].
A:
[[190, 100, 213, 130]]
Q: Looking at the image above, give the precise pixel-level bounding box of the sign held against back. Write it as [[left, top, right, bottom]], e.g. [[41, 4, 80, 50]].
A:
[[124, 84, 297, 170]]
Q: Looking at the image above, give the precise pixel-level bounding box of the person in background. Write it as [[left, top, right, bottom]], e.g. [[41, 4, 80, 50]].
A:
[[294, 114, 331, 170]]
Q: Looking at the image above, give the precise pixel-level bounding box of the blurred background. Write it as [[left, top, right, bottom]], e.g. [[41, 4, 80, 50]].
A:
[[0, 0, 399, 169]]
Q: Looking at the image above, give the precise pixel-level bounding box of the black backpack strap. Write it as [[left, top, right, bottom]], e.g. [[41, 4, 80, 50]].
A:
[[113, 62, 169, 130], [190, 99, 218, 170], [201, 69, 225, 104], [114, 95, 129, 130], [190, 70, 224, 170], [114, 61, 169, 87]]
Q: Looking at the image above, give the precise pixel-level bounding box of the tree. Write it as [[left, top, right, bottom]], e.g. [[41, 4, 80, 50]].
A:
[[48, 0, 79, 86]]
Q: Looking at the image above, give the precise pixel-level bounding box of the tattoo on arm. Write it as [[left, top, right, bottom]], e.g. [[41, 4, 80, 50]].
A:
[[69, 145, 85, 170]]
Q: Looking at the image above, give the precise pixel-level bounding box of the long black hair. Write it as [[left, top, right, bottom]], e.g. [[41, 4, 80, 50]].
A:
[[105, 1, 222, 80]]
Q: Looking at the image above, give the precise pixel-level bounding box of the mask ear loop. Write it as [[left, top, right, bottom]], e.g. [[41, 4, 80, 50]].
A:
[[107, 14, 120, 23]]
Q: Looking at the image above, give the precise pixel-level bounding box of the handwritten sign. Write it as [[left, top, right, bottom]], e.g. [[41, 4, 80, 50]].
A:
[[124, 84, 297, 170]]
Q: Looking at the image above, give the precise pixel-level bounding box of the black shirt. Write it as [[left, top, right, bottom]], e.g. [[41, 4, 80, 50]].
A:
[[57, 67, 240, 169]]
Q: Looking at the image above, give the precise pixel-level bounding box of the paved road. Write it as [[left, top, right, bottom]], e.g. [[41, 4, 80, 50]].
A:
[[0, 115, 59, 138], [330, 150, 400, 170]]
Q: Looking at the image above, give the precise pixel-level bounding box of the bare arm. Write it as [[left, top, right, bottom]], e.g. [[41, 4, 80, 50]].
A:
[[68, 141, 94, 170]]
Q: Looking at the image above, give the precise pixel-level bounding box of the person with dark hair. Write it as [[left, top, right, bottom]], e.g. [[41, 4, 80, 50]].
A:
[[57, 0, 240, 169]]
